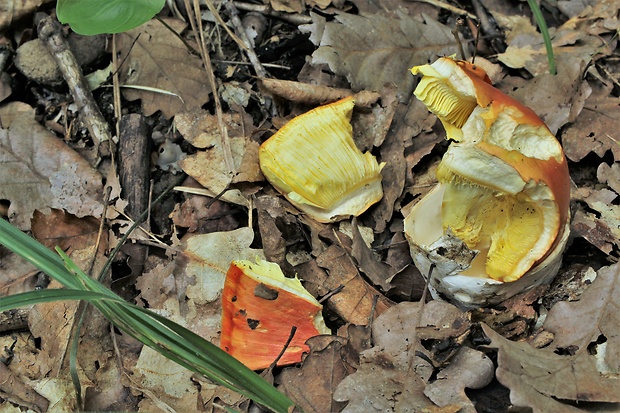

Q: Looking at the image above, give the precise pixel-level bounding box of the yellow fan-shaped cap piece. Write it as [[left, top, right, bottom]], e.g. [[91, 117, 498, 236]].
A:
[[259, 97, 384, 223]]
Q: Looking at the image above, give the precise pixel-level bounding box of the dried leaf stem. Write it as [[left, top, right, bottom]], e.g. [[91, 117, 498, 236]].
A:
[[184, 0, 236, 177]]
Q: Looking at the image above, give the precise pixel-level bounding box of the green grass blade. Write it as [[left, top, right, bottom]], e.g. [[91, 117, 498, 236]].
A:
[[0, 218, 296, 412], [0, 219, 82, 290], [0, 289, 124, 311], [527, 0, 556, 75]]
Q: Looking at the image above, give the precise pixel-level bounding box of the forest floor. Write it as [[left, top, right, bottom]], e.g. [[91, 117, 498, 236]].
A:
[[0, 0, 619, 412]]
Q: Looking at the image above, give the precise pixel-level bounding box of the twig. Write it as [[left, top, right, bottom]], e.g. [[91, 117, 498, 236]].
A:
[[221, 0, 269, 79], [37, 16, 113, 163], [184, 0, 236, 178], [406, 263, 434, 371], [265, 326, 297, 372], [229, 1, 312, 25], [411, 0, 477, 20]]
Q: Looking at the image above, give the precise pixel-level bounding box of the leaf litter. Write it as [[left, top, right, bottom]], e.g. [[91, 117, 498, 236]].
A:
[[0, 0, 619, 412]]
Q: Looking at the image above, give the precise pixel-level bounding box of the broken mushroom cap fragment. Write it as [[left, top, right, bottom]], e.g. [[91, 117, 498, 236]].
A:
[[405, 57, 571, 308], [220, 259, 330, 370], [259, 97, 384, 223]]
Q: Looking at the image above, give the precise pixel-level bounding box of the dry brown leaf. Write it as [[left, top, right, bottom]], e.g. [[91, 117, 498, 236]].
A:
[[334, 367, 432, 413], [483, 322, 620, 411], [506, 59, 590, 134], [117, 18, 210, 118], [572, 209, 618, 255], [423, 347, 494, 413], [176, 108, 260, 206], [315, 243, 393, 325], [0, 360, 49, 412], [543, 263, 620, 373], [366, 101, 410, 233], [483, 264, 620, 413], [494, 5, 614, 77], [170, 191, 242, 233], [28, 281, 79, 377], [0, 0, 44, 31], [279, 336, 352, 413], [0, 246, 38, 296], [333, 301, 473, 412], [0, 102, 104, 230], [301, 11, 455, 97], [131, 345, 200, 411], [0, 72, 11, 103], [31, 209, 108, 275], [255, 195, 304, 274], [269, 0, 303, 13], [179, 227, 264, 305], [350, 218, 392, 291], [597, 162, 620, 195], [572, 187, 620, 254], [562, 97, 620, 162]]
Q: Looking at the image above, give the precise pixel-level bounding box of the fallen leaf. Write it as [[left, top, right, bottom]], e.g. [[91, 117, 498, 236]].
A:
[[315, 243, 393, 325], [259, 78, 381, 108], [562, 97, 620, 162], [334, 367, 432, 412], [506, 59, 590, 134], [301, 11, 455, 97], [279, 336, 353, 413], [28, 283, 79, 377], [494, 6, 613, 77], [131, 345, 199, 411], [424, 346, 495, 413], [368, 104, 408, 232], [255, 195, 303, 274], [180, 227, 264, 305], [350, 218, 392, 291], [471, 285, 548, 340], [597, 162, 620, 195], [572, 208, 619, 255], [31, 208, 108, 272], [29, 378, 78, 413], [176, 108, 259, 206], [335, 301, 472, 411], [0, 102, 104, 230], [0, 361, 48, 413], [0, 0, 43, 31], [483, 263, 620, 413], [170, 191, 243, 233], [543, 263, 620, 373], [269, 0, 303, 13], [484, 322, 620, 411], [0, 246, 38, 296], [117, 18, 211, 118]]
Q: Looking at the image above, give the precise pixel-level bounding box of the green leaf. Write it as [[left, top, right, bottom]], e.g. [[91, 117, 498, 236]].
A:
[[57, 0, 166, 35]]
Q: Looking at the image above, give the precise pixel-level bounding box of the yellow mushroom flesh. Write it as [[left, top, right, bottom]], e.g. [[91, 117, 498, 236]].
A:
[[409, 58, 570, 284]]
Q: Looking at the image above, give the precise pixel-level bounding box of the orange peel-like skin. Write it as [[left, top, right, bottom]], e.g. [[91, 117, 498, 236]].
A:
[[454, 59, 570, 260], [220, 262, 325, 370], [410, 57, 571, 281]]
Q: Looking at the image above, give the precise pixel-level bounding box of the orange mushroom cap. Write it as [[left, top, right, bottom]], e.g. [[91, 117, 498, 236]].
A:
[[410, 57, 570, 282], [220, 259, 330, 370]]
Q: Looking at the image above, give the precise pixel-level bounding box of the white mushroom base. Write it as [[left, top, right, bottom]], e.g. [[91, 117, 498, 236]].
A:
[[404, 184, 570, 310]]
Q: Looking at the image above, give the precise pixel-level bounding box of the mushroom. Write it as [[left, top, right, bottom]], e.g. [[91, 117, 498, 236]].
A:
[[220, 259, 330, 370], [259, 97, 384, 223], [404, 57, 571, 309]]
